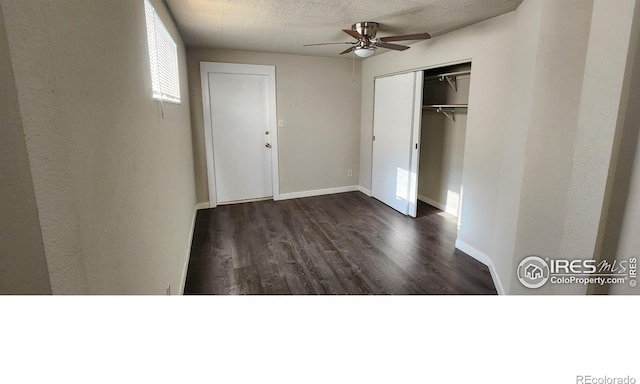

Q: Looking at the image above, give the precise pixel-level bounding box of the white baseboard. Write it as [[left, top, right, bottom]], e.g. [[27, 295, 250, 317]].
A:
[[195, 202, 210, 210], [278, 185, 359, 200], [358, 186, 372, 196], [218, 197, 272, 205], [179, 203, 200, 295], [417, 194, 446, 211], [455, 240, 505, 295]]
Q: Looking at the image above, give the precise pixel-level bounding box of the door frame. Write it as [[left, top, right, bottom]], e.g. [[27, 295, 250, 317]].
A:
[[200, 62, 280, 208], [371, 59, 471, 217]]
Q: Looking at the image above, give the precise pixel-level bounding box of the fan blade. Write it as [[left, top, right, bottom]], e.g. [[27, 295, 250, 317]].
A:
[[304, 42, 353, 46], [342, 29, 364, 40], [379, 32, 431, 42], [340, 46, 355, 55], [377, 42, 410, 51]]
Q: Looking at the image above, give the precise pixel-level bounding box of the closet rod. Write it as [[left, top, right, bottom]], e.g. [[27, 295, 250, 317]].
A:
[[423, 70, 471, 82], [422, 105, 468, 122]]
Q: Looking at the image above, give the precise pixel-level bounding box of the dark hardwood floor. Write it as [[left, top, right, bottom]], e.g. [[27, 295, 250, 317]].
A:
[[184, 192, 497, 294]]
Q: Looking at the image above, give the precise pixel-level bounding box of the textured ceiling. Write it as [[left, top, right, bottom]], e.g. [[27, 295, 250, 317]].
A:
[[166, 0, 523, 58]]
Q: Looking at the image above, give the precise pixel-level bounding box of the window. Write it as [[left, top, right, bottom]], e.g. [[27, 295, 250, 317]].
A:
[[144, 0, 180, 103]]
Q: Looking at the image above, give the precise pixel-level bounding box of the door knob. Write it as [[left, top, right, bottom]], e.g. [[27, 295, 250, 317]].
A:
[[265, 143, 271, 148], [265, 130, 270, 135]]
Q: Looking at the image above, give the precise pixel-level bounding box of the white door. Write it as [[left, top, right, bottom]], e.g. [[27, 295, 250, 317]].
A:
[[371, 71, 423, 217], [201, 63, 279, 207]]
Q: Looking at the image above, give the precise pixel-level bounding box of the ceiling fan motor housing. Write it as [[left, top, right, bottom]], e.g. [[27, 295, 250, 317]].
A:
[[352, 22, 379, 40]]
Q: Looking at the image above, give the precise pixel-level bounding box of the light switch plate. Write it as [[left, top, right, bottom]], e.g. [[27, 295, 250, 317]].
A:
[[278, 119, 284, 127]]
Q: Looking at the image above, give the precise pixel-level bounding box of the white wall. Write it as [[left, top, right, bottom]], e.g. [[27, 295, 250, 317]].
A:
[[488, 0, 637, 295], [610, 51, 640, 294], [609, 0, 640, 295], [488, 0, 544, 294], [507, 0, 594, 294], [1, 0, 196, 294], [186, 48, 362, 203], [588, 0, 640, 295], [557, 0, 640, 294], [360, 12, 517, 288], [0, 5, 51, 294]]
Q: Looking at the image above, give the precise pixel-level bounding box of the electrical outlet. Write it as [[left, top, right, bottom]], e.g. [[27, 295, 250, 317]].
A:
[[166, 282, 171, 295], [347, 170, 353, 177]]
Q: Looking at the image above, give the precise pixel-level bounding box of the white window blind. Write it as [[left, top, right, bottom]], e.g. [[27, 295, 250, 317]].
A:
[[144, 0, 180, 104]]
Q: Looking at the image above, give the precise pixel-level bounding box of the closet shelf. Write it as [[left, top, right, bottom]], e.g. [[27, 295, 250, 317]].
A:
[[423, 105, 468, 122], [423, 104, 468, 110], [424, 70, 471, 91]]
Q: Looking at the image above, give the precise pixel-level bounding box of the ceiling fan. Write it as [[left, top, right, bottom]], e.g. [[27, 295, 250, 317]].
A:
[[304, 22, 431, 58]]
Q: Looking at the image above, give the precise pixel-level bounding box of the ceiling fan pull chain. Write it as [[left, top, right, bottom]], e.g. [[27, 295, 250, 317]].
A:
[[352, 52, 355, 82]]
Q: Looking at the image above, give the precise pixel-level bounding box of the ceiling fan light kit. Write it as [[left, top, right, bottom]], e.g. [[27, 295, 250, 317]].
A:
[[354, 47, 376, 58], [304, 21, 431, 57]]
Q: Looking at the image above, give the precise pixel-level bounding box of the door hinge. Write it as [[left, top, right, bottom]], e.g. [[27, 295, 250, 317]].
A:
[[373, 135, 376, 141]]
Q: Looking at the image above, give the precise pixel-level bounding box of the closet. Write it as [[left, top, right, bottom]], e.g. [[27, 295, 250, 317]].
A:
[[419, 63, 470, 217], [371, 62, 471, 218]]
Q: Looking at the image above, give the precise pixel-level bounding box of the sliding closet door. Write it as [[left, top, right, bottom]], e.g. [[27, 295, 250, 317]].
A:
[[371, 71, 423, 216]]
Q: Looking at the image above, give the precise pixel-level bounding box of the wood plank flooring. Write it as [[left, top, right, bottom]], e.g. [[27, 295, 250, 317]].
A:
[[184, 192, 497, 294]]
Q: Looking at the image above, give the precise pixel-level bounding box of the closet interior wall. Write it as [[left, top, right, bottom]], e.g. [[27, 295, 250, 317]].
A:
[[418, 63, 471, 217]]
